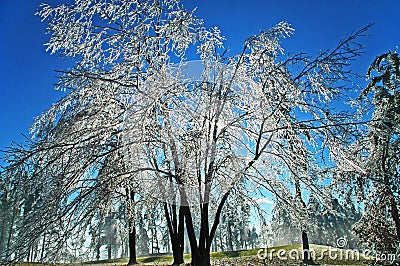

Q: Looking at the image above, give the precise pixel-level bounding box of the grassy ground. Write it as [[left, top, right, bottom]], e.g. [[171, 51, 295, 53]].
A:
[[16, 244, 377, 266]]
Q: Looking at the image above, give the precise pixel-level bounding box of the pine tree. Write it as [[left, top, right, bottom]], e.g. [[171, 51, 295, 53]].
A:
[[336, 51, 400, 253]]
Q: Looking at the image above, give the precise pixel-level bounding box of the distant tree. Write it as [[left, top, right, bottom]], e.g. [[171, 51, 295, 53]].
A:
[[309, 193, 360, 248], [214, 192, 251, 251], [271, 204, 301, 246], [248, 227, 259, 249], [272, 192, 361, 248], [88, 211, 104, 261], [135, 208, 150, 256]]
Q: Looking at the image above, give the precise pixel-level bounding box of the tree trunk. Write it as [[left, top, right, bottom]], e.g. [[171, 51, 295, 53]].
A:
[[175, 207, 185, 265], [96, 242, 101, 261], [6, 205, 16, 261], [227, 219, 233, 251], [198, 253, 211, 266], [170, 208, 184, 266], [183, 206, 201, 265], [171, 247, 184, 264], [127, 223, 138, 265], [171, 239, 184, 265], [188, 251, 211, 266], [108, 244, 112, 260], [187, 189, 230, 266], [127, 190, 138, 265], [164, 203, 184, 265], [293, 172, 314, 265], [27, 246, 31, 262], [302, 230, 314, 265], [184, 205, 216, 266], [40, 233, 46, 263]]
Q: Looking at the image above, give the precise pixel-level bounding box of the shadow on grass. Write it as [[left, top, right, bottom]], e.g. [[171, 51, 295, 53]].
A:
[[220, 251, 240, 258], [140, 256, 166, 263]]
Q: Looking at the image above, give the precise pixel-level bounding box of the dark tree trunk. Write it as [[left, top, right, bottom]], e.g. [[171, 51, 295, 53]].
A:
[[171, 240, 184, 265], [96, 242, 101, 261], [170, 211, 184, 266], [197, 253, 211, 266], [127, 190, 138, 265], [293, 171, 315, 265], [302, 230, 314, 265], [40, 233, 46, 263], [107, 244, 112, 260], [171, 241, 184, 265], [184, 191, 230, 266], [226, 219, 233, 251], [164, 203, 184, 265], [6, 205, 16, 261], [127, 222, 138, 265], [183, 206, 201, 265]]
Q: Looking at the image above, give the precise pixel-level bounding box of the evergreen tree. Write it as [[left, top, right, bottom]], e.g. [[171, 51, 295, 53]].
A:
[[336, 51, 400, 253]]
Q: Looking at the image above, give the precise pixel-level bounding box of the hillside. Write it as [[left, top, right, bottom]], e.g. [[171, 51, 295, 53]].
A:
[[17, 244, 376, 266]]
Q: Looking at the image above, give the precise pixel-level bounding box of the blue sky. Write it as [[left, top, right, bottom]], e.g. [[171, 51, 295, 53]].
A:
[[0, 0, 398, 150]]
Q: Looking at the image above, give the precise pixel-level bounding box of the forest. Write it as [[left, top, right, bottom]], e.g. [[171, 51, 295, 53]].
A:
[[0, 1, 399, 266]]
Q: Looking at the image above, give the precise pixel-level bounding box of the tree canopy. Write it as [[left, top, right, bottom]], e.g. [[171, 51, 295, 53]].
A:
[[2, 0, 396, 265]]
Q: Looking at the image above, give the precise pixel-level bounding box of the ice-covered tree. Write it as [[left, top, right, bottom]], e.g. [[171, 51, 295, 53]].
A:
[[122, 19, 368, 266], [1, 0, 208, 264], [336, 51, 400, 252], [1, 0, 370, 265], [271, 204, 301, 246]]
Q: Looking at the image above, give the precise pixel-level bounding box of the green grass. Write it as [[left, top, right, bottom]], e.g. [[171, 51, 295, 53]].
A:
[[16, 244, 378, 265]]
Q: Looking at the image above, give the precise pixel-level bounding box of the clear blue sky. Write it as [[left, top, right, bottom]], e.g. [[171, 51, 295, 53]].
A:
[[0, 0, 398, 150]]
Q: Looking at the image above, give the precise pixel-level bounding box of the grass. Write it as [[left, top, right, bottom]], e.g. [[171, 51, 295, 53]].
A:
[[15, 244, 378, 266]]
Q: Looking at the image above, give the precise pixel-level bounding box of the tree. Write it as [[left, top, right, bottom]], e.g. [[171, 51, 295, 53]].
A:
[[290, 192, 360, 248], [336, 51, 400, 253], [123, 20, 368, 266], [1, 0, 369, 265], [271, 205, 301, 246], [212, 189, 251, 251], [1, 130, 141, 263], [248, 227, 259, 249], [0, 0, 208, 264], [0, 170, 20, 262]]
